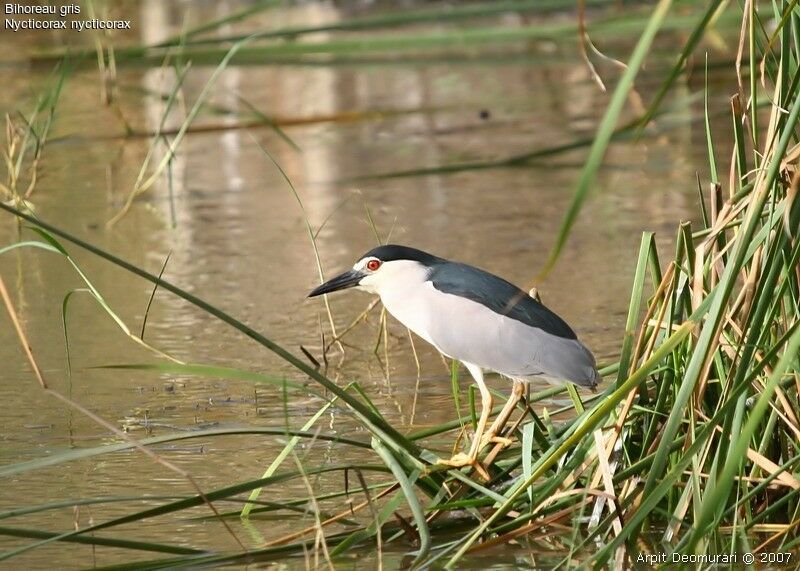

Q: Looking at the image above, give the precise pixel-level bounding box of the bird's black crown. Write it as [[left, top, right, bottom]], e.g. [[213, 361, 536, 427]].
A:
[[361, 245, 442, 267]]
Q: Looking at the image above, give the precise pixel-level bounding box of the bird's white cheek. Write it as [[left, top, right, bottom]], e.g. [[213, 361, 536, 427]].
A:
[[357, 274, 380, 294]]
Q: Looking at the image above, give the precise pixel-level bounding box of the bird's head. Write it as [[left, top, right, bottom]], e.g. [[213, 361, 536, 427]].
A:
[[307, 245, 440, 298]]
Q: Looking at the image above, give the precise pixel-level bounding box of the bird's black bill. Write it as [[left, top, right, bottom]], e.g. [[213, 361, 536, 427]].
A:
[[308, 269, 364, 297]]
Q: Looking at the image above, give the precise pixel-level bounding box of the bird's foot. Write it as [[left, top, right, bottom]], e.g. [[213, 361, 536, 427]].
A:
[[436, 453, 491, 481], [478, 432, 514, 450], [436, 452, 473, 468]]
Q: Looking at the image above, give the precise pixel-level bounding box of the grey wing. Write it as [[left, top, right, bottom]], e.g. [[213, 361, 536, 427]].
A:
[[417, 285, 599, 387], [497, 318, 599, 387]]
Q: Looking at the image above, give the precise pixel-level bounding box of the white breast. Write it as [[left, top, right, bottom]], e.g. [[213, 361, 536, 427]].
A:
[[368, 262, 441, 348]]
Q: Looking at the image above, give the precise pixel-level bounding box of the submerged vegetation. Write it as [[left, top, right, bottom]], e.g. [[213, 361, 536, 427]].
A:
[[2, 0, 800, 568]]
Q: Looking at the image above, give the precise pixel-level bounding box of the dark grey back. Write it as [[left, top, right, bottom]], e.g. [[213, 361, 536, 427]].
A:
[[427, 262, 577, 340]]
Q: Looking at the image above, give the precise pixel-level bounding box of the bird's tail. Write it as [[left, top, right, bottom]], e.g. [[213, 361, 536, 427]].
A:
[[573, 340, 601, 391], [585, 367, 601, 392]]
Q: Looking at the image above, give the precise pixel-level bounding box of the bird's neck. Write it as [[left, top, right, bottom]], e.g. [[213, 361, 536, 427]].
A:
[[377, 278, 437, 346]]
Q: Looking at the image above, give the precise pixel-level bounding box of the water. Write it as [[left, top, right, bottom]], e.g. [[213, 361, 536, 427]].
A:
[[0, 2, 735, 568]]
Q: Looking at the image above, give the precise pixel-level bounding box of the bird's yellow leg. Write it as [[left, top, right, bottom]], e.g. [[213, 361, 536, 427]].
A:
[[479, 381, 525, 450], [467, 378, 493, 459], [437, 364, 492, 478]]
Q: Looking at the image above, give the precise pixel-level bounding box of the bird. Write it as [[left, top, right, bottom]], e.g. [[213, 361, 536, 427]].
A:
[[308, 245, 599, 472]]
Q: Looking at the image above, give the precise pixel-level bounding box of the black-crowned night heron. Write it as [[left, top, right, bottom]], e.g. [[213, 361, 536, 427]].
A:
[[309, 245, 599, 471]]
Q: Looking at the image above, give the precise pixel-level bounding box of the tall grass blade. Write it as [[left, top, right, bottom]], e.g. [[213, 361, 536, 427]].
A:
[[540, 0, 673, 276]]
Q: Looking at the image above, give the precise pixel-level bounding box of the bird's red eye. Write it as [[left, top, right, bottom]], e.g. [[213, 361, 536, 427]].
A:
[[366, 259, 381, 271]]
